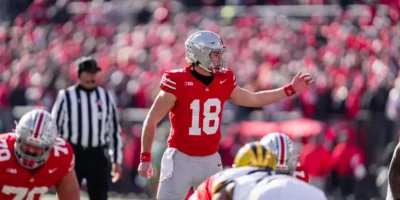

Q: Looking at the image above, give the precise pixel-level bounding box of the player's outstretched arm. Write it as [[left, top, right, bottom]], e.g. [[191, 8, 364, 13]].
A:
[[54, 170, 80, 200], [141, 90, 176, 153], [229, 71, 313, 107], [212, 182, 234, 200], [388, 141, 400, 200]]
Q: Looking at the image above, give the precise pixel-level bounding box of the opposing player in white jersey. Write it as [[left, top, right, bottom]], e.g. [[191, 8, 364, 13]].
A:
[[190, 142, 276, 200], [260, 132, 309, 182], [249, 174, 327, 200], [211, 140, 326, 200]]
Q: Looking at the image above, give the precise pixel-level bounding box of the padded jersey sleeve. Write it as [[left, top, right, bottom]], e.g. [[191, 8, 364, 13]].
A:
[[226, 69, 238, 95], [65, 142, 75, 173], [160, 72, 179, 96], [0, 134, 12, 173], [54, 138, 75, 180], [293, 162, 309, 183]]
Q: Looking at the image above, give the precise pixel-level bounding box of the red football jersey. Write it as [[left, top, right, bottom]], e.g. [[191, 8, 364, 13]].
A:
[[0, 133, 75, 200], [160, 66, 237, 156], [189, 174, 216, 200], [293, 162, 309, 183]]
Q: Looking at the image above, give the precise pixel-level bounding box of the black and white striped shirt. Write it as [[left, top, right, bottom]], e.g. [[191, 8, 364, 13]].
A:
[[51, 85, 123, 164]]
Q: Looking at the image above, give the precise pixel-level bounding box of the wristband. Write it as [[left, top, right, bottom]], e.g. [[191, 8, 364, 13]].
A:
[[284, 84, 296, 97], [140, 152, 152, 162]]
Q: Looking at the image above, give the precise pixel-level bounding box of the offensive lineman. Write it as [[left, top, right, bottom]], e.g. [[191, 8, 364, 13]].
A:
[[138, 30, 314, 199], [0, 109, 79, 200], [260, 132, 309, 182], [190, 142, 276, 200]]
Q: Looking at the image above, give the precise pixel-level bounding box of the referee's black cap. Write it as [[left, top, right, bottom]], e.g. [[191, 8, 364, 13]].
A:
[[77, 56, 101, 73]]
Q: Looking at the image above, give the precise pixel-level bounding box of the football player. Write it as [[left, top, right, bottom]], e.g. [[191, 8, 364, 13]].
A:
[[388, 141, 400, 200], [138, 30, 314, 199], [210, 142, 326, 200], [260, 132, 309, 182], [0, 109, 79, 200], [190, 142, 276, 200], [248, 174, 327, 200]]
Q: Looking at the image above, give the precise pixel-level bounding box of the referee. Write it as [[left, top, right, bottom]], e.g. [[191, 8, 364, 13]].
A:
[[51, 57, 123, 200]]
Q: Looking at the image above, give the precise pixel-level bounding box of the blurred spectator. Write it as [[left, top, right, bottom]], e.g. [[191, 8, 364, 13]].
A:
[[300, 134, 332, 190], [331, 130, 366, 198], [0, 0, 397, 198]]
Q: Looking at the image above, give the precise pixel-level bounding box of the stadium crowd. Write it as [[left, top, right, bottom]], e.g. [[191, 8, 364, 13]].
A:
[[0, 0, 399, 199]]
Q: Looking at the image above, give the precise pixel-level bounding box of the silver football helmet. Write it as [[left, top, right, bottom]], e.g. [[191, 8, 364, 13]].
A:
[[260, 132, 299, 175], [14, 109, 57, 169], [185, 31, 228, 73]]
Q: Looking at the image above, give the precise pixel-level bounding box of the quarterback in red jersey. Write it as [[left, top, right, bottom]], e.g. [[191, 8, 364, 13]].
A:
[[0, 109, 80, 200], [260, 132, 309, 183], [138, 30, 314, 199]]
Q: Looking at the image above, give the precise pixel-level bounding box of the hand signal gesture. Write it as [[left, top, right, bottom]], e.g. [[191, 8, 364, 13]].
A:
[[291, 71, 314, 93]]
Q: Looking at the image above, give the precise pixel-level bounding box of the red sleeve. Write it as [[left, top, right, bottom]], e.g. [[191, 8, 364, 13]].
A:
[[293, 163, 309, 183], [54, 138, 75, 178], [160, 72, 178, 96], [65, 142, 75, 173], [227, 69, 237, 95], [0, 133, 12, 140], [0, 134, 12, 172]]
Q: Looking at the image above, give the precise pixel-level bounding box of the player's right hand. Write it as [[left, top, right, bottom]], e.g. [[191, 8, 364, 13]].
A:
[[138, 162, 153, 178]]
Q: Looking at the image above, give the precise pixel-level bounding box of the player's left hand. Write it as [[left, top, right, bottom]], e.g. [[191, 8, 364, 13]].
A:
[[291, 71, 314, 93], [111, 163, 123, 183]]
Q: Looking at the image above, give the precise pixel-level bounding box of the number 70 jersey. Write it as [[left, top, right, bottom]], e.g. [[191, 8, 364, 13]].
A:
[[0, 133, 75, 200], [160, 67, 237, 156]]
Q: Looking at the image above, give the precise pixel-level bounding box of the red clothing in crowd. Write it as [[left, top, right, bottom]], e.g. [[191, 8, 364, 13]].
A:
[[332, 142, 365, 176], [300, 143, 332, 177]]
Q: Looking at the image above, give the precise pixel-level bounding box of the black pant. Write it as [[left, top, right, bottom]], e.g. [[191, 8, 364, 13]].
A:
[[72, 145, 110, 200], [339, 175, 356, 198]]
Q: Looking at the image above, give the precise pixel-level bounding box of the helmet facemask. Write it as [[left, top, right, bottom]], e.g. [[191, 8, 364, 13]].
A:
[[208, 50, 228, 73], [15, 139, 52, 169]]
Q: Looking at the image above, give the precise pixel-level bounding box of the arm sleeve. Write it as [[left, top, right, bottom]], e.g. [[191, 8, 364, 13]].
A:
[[51, 90, 66, 133], [55, 138, 75, 182], [65, 141, 75, 173], [160, 72, 178, 96], [227, 69, 238, 95], [107, 92, 123, 164]]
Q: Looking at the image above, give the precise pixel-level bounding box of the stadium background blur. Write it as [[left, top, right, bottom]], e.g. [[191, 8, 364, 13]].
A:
[[0, 0, 399, 199]]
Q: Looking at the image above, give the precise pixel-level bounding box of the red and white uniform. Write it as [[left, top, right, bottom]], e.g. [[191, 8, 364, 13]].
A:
[[293, 162, 309, 183], [0, 133, 74, 200], [160, 66, 237, 156]]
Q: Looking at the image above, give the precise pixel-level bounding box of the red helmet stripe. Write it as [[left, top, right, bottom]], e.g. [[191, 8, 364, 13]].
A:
[[33, 113, 44, 138], [279, 134, 285, 165]]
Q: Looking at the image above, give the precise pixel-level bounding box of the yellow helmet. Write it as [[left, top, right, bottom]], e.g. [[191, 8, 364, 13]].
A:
[[234, 142, 276, 170]]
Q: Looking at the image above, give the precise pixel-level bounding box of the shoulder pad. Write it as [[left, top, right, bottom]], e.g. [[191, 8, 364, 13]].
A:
[[168, 68, 185, 73], [212, 166, 260, 194]]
